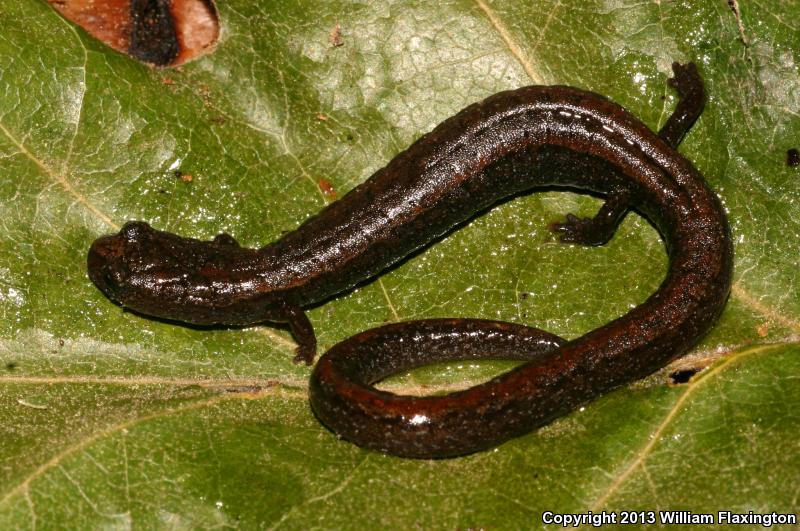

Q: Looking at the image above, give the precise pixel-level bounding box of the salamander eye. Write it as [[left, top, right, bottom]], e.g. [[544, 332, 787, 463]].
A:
[[121, 221, 151, 242], [103, 266, 125, 290]]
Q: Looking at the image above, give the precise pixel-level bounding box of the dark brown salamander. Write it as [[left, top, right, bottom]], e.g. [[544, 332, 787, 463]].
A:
[[88, 62, 732, 458]]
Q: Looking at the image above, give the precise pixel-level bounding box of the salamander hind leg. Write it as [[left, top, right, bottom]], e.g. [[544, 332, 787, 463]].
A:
[[658, 62, 705, 148], [549, 188, 631, 246]]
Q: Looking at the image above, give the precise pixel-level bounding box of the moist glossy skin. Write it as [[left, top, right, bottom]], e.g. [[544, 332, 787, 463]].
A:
[[88, 62, 732, 458]]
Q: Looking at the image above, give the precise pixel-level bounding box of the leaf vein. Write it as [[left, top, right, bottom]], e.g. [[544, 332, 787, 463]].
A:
[[587, 343, 786, 510], [0, 389, 301, 508], [732, 283, 800, 332], [472, 0, 544, 84], [0, 121, 116, 229]]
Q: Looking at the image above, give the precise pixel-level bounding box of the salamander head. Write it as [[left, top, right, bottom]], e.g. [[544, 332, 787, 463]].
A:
[[87, 221, 155, 303], [87, 221, 269, 324]]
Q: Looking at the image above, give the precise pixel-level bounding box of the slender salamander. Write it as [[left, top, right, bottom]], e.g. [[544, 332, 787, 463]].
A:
[[88, 62, 732, 458]]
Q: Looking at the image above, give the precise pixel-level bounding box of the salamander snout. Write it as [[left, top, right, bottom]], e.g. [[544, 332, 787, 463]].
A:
[[87, 221, 154, 301], [87, 234, 129, 301]]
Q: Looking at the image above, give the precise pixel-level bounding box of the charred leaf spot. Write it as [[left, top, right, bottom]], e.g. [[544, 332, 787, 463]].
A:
[[669, 368, 698, 384], [129, 0, 179, 66], [787, 148, 800, 167], [48, 0, 219, 67]]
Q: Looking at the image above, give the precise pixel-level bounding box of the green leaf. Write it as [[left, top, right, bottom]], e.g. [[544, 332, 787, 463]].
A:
[[1, 0, 798, 528]]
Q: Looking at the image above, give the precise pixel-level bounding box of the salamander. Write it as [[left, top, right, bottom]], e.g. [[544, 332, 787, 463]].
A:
[[88, 62, 732, 458]]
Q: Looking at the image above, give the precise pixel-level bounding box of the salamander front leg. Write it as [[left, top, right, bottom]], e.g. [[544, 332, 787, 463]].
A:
[[549, 188, 631, 246], [284, 305, 317, 365]]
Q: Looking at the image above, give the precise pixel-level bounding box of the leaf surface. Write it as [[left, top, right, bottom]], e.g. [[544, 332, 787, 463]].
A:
[[0, 0, 798, 528]]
